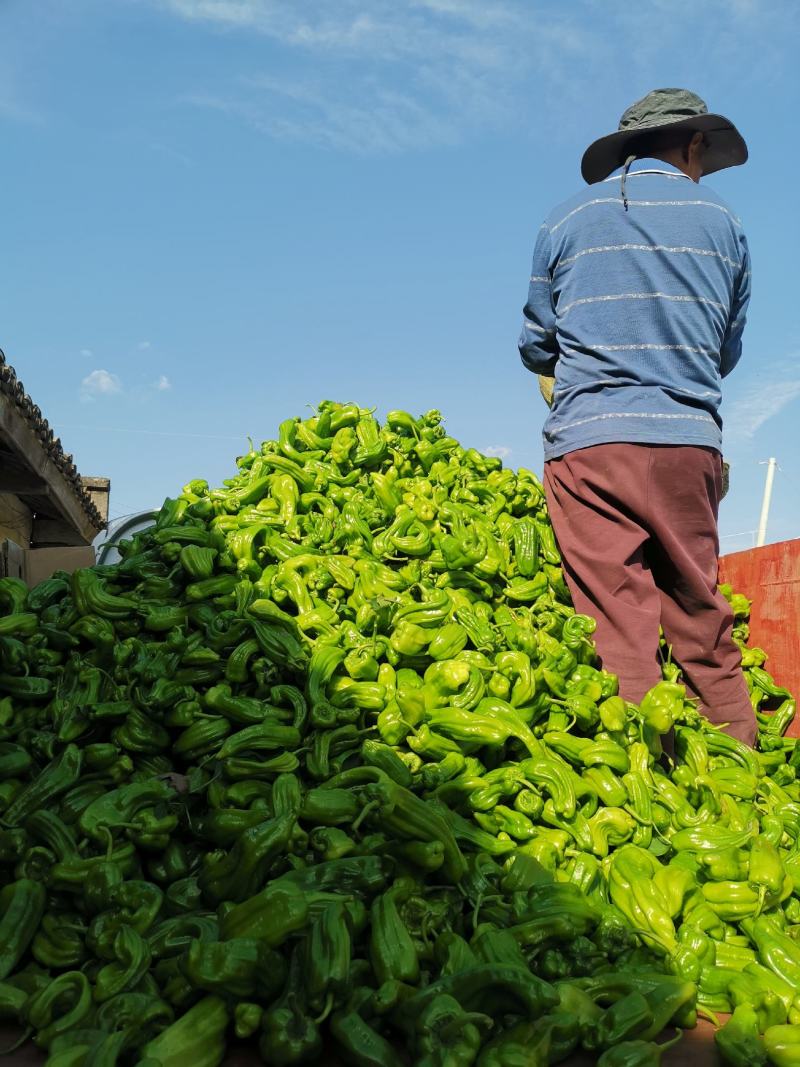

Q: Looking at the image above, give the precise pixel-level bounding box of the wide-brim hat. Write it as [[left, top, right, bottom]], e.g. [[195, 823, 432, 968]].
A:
[[581, 88, 748, 184]]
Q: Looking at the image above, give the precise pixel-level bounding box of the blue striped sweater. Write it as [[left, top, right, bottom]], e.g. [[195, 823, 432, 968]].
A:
[[518, 159, 751, 461]]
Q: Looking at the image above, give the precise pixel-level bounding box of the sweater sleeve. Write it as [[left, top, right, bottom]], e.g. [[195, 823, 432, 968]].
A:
[[720, 233, 751, 379], [518, 224, 558, 376]]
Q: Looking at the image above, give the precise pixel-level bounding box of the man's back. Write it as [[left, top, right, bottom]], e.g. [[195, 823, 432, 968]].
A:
[[520, 158, 750, 461]]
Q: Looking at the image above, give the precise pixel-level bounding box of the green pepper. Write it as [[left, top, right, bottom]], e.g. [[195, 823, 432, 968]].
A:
[[426, 622, 468, 662], [298, 786, 358, 826], [418, 751, 466, 791], [0, 980, 29, 1022], [606, 845, 678, 955], [330, 1001, 404, 1067], [361, 773, 466, 882], [670, 823, 755, 852], [702, 879, 774, 920], [0, 611, 38, 637], [305, 899, 353, 1016], [520, 753, 576, 817], [581, 738, 630, 774], [95, 991, 174, 1048], [71, 568, 138, 619], [260, 943, 323, 1065], [0, 576, 29, 613], [310, 826, 356, 861], [741, 914, 800, 988], [764, 1024, 800, 1067], [650, 862, 695, 920], [183, 937, 285, 999], [424, 699, 541, 755], [507, 899, 599, 950], [26, 970, 93, 1048], [140, 994, 228, 1067], [412, 992, 491, 1067], [713, 939, 758, 972], [408, 724, 463, 762], [728, 972, 787, 1031], [582, 990, 655, 1050], [194, 809, 269, 846], [31, 912, 87, 969], [395, 964, 558, 1029], [370, 879, 419, 986], [200, 682, 271, 724], [765, 698, 796, 736], [749, 835, 785, 900], [199, 811, 296, 903], [50, 842, 138, 890], [638, 681, 684, 733], [426, 659, 485, 710], [93, 925, 151, 1002], [703, 726, 762, 775], [0, 878, 46, 978], [598, 695, 628, 732], [698, 845, 748, 882], [165, 876, 201, 914], [219, 883, 310, 944], [359, 740, 413, 787], [24, 809, 78, 863], [596, 1033, 683, 1067], [3, 743, 82, 826], [78, 779, 174, 843]]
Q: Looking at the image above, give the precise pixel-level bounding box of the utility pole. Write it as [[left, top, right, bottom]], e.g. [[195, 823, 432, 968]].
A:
[[756, 457, 777, 548]]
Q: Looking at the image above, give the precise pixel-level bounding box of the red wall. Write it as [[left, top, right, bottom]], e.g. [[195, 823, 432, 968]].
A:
[[719, 538, 800, 736]]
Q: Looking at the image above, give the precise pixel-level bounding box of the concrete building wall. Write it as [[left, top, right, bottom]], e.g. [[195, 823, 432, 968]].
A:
[[0, 492, 32, 546]]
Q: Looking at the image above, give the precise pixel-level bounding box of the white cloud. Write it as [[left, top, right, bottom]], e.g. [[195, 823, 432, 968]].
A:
[[156, 0, 787, 153], [81, 369, 122, 401], [159, 0, 528, 59], [138, 340, 152, 351], [725, 365, 800, 441], [80, 348, 93, 358], [483, 445, 512, 459], [160, 0, 586, 152], [154, 374, 172, 391], [203, 76, 459, 153]]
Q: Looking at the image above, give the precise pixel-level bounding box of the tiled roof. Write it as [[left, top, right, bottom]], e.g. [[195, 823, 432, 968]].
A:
[[0, 348, 103, 529]]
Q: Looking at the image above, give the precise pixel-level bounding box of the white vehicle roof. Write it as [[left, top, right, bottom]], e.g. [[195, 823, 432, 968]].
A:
[[93, 509, 158, 565]]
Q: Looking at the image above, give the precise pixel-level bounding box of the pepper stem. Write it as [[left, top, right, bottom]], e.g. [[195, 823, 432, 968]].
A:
[[351, 799, 379, 833], [313, 993, 335, 1025], [100, 825, 114, 860], [697, 1006, 719, 1026]]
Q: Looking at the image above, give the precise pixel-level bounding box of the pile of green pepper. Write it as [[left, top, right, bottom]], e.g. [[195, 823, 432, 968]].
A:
[[1, 401, 799, 1066]]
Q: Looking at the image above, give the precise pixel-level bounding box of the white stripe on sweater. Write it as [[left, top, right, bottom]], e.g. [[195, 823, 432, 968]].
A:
[[555, 411, 715, 433], [547, 198, 741, 232], [593, 343, 718, 355], [600, 169, 690, 182], [558, 243, 741, 270], [558, 292, 727, 317]]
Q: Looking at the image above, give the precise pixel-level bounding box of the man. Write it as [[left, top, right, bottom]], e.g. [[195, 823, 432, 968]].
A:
[[518, 88, 756, 745]]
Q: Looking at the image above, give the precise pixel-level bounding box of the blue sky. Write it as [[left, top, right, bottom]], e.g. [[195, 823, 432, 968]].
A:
[[1, 0, 798, 552]]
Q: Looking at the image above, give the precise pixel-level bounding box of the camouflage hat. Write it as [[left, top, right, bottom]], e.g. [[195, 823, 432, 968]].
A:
[[581, 88, 748, 184]]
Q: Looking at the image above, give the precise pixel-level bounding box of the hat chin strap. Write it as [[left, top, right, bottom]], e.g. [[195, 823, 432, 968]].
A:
[[620, 153, 637, 211]]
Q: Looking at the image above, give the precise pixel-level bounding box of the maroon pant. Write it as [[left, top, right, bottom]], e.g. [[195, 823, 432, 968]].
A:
[[544, 443, 756, 745]]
